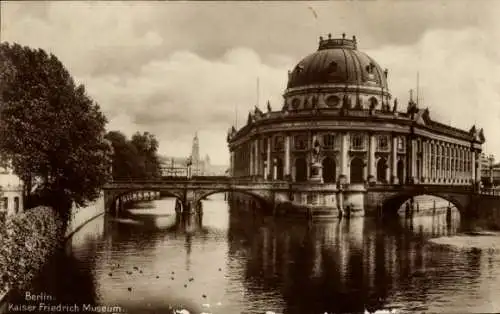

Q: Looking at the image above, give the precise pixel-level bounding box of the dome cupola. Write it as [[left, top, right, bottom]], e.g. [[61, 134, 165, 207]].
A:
[[283, 34, 391, 112]]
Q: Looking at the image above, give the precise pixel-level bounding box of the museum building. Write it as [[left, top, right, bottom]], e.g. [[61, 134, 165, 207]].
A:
[[226, 34, 485, 212]]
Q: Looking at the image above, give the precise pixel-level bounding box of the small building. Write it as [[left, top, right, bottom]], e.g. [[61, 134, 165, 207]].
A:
[[0, 159, 24, 217]]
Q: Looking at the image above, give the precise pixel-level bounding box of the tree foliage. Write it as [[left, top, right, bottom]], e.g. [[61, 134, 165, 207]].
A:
[[105, 131, 162, 180], [0, 43, 112, 216]]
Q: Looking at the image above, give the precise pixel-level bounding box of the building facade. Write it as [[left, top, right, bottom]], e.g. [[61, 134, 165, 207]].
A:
[[227, 34, 485, 191]]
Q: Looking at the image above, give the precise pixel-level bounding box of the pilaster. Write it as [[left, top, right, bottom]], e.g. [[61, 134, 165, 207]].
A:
[[391, 136, 398, 184], [285, 134, 291, 178], [266, 137, 271, 180], [249, 140, 254, 176], [411, 138, 418, 183], [368, 134, 376, 184]]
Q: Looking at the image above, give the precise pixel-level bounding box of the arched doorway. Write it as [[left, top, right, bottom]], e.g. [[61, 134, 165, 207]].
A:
[[377, 158, 387, 183], [350, 157, 364, 183], [397, 160, 404, 184], [276, 158, 284, 180], [322, 157, 336, 183], [295, 158, 307, 182]]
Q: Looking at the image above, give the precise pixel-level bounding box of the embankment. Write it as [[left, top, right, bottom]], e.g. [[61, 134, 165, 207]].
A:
[[0, 194, 105, 312]]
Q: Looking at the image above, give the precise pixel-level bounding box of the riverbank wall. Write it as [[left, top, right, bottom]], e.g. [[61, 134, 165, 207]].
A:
[[65, 193, 105, 238]]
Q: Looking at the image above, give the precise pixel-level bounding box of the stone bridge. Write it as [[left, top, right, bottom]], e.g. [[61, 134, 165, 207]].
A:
[[103, 178, 291, 214], [103, 178, 500, 219]]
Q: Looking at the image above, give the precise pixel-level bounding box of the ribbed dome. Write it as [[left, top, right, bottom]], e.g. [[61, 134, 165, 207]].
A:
[[287, 35, 388, 90]]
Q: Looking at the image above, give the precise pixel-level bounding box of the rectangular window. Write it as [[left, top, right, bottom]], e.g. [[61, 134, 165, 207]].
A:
[[377, 135, 389, 151], [323, 134, 335, 149], [397, 137, 405, 151], [351, 134, 364, 150], [294, 135, 308, 150], [273, 136, 284, 152]]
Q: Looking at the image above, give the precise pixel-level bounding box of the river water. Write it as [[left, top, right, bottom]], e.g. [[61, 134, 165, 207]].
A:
[[9, 195, 500, 314]]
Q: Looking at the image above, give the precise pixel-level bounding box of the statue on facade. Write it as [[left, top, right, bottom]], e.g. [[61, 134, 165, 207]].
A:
[[311, 139, 322, 163], [392, 98, 398, 113], [267, 100, 272, 113]]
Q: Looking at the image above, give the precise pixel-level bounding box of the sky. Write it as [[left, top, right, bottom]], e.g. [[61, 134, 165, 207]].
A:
[[2, 1, 500, 165]]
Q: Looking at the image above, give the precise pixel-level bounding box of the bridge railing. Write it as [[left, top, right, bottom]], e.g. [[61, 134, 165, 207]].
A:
[[479, 188, 500, 197], [107, 177, 288, 186]]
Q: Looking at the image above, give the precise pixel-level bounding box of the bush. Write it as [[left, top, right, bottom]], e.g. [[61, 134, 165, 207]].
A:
[[0, 206, 63, 295]]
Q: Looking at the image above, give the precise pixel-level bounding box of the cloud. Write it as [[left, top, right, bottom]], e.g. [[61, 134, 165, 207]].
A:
[[2, 1, 500, 164], [80, 48, 290, 164]]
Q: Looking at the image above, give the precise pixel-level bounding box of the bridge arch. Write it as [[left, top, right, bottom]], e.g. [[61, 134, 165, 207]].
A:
[[110, 189, 184, 212], [381, 192, 466, 217], [194, 188, 271, 209]]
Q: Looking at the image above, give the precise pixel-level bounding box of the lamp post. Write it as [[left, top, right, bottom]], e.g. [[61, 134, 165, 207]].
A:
[[186, 156, 193, 179]]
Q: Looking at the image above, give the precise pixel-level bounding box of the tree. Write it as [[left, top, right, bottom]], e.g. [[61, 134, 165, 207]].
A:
[[130, 132, 162, 178], [0, 43, 112, 219], [105, 131, 162, 180], [105, 131, 145, 179]]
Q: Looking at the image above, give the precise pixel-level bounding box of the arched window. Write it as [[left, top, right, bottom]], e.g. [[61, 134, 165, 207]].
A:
[[369, 97, 378, 109], [322, 157, 336, 183], [2, 197, 8, 210], [350, 157, 364, 183], [292, 98, 301, 110], [295, 158, 307, 182], [376, 158, 387, 183], [328, 61, 338, 73]]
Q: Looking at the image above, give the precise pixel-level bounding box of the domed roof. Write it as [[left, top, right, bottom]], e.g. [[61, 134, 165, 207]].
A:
[[287, 35, 388, 90]]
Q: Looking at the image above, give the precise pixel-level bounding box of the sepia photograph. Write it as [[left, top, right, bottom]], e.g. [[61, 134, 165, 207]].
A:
[[1, 1, 500, 313]]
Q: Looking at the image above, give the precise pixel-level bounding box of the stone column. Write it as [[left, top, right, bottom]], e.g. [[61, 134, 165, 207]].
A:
[[368, 134, 376, 184], [391, 136, 398, 184], [339, 132, 349, 184], [285, 134, 291, 179], [266, 137, 271, 180], [432, 142, 437, 182]]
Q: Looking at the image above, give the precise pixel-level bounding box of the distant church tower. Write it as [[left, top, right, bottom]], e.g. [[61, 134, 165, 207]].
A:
[[191, 132, 200, 175]]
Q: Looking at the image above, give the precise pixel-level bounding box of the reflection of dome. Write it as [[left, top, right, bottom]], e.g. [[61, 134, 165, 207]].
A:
[[287, 34, 388, 89]]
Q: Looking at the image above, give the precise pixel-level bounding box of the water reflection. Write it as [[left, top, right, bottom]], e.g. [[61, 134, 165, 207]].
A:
[[12, 197, 500, 314]]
